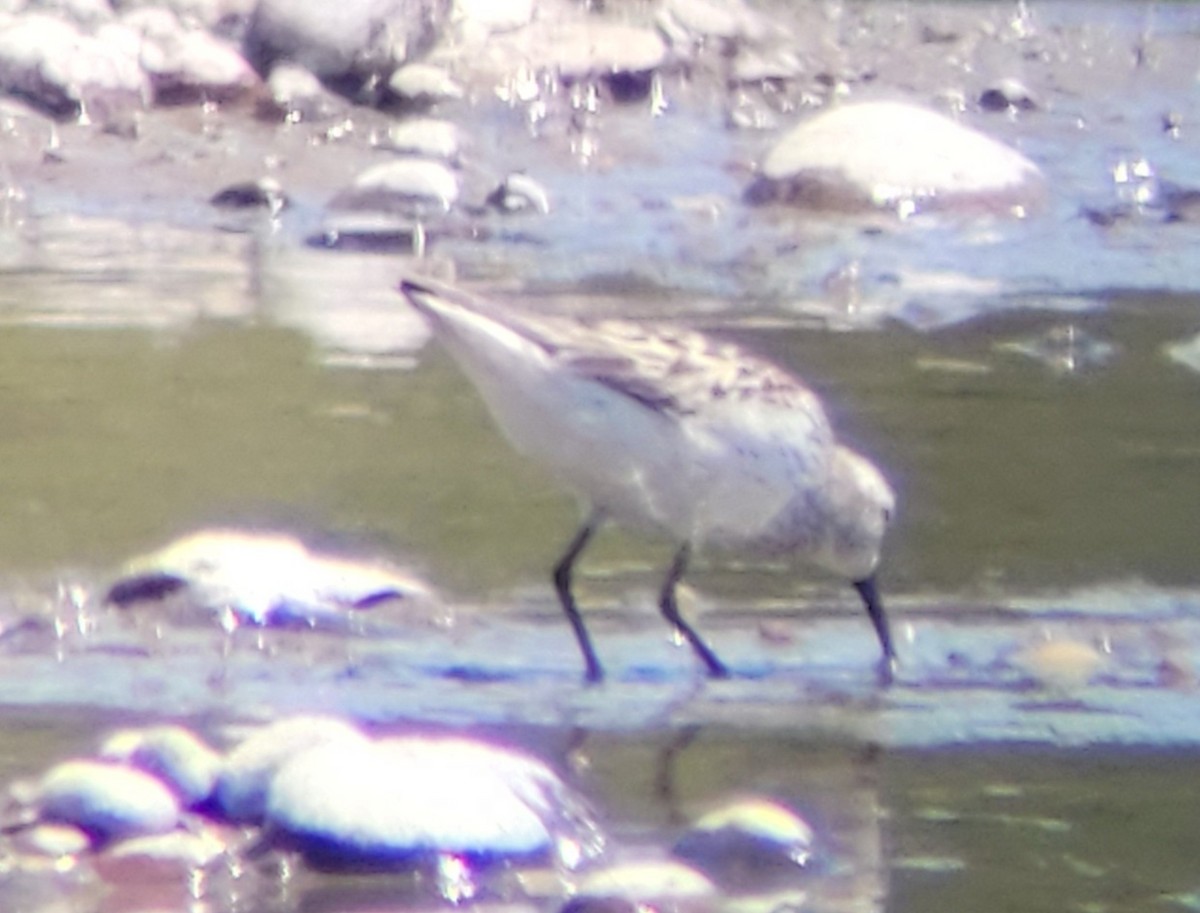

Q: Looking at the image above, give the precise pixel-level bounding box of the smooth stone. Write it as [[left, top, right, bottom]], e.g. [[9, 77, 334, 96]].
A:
[[1011, 638, 1106, 689], [11, 822, 91, 858], [0, 13, 149, 121], [38, 760, 180, 842], [1165, 332, 1200, 374], [333, 158, 459, 214], [265, 735, 556, 868], [136, 23, 259, 103], [210, 177, 288, 212], [486, 172, 550, 214], [244, 0, 446, 85], [375, 118, 459, 160], [99, 725, 222, 808], [215, 715, 368, 823], [673, 798, 815, 888], [387, 62, 463, 105], [105, 528, 436, 627], [455, 0, 535, 35], [264, 61, 341, 121], [979, 77, 1037, 113], [577, 860, 716, 900], [657, 0, 767, 45], [751, 100, 1045, 216]]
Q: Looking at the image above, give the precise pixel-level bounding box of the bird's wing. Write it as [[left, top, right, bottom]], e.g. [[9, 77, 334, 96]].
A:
[[401, 275, 832, 429]]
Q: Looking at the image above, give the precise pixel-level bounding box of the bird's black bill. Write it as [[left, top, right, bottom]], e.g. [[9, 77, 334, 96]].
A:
[[854, 575, 896, 662]]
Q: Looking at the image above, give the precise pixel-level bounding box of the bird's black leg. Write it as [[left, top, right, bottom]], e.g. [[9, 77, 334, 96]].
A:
[[658, 543, 729, 678], [553, 515, 605, 683], [854, 575, 897, 685]]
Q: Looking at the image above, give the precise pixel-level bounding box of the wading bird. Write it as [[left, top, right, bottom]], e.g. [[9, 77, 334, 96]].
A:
[[401, 277, 896, 683]]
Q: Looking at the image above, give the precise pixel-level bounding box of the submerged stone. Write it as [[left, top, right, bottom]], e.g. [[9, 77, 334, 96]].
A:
[[673, 797, 815, 889], [749, 100, 1045, 217], [576, 860, 717, 902]]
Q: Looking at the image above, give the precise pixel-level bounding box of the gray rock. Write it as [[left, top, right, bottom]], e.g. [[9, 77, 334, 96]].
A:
[[0, 13, 149, 121], [244, 0, 448, 91]]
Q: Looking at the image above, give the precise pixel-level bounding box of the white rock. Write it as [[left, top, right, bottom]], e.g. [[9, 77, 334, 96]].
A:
[[387, 62, 463, 105], [377, 118, 459, 160], [38, 760, 180, 841], [336, 158, 460, 213], [578, 860, 716, 899], [266, 735, 557, 865], [453, 0, 534, 35], [756, 100, 1045, 216], [106, 528, 437, 627], [0, 13, 149, 120], [99, 725, 222, 808], [215, 715, 368, 822]]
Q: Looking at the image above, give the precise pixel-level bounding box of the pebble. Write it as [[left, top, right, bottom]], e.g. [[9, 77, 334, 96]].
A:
[[37, 760, 180, 842], [749, 100, 1046, 216], [486, 172, 551, 214], [1011, 637, 1106, 689], [979, 77, 1037, 113]]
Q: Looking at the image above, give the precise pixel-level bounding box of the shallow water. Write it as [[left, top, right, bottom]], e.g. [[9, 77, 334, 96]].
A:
[[1, 0, 1200, 910]]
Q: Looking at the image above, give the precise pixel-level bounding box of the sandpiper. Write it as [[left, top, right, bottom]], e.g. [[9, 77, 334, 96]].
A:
[[400, 277, 897, 682]]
